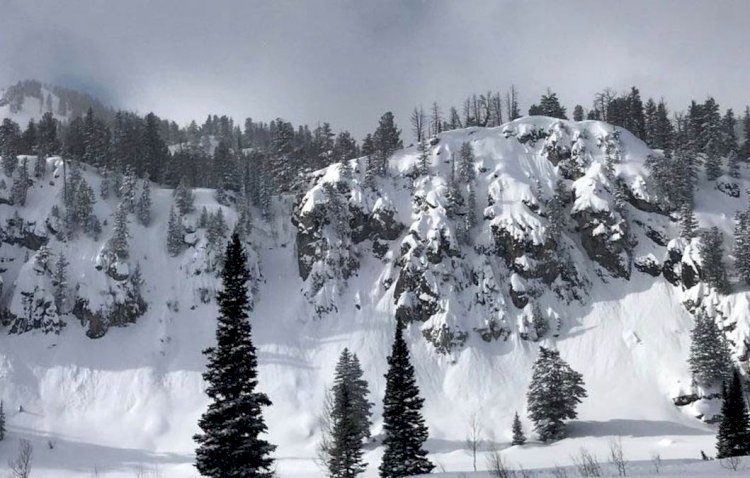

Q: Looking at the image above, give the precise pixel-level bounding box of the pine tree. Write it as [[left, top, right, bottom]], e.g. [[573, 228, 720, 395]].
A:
[[143, 112, 168, 180], [699, 227, 729, 293], [108, 203, 130, 260], [573, 105, 584, 122], [728, 150, 741, 179], [511, 412, 526, 446], [457, 142, 475, 184], [734, 208, 750, 284], [527, 347, 587, 442], [379, 321, 433, 478], [0, 118, 21, 176], [372, 112, 402, 177], [680, 202, 698, 240], [136, 179, 152, 226], [120, 166, 137, 213], [11, 158, 29, 206], [741, 106, 750, 161], [100, 167, 111, 199], [716, 368, 750, 458], [166, 207, 185, 256], [322, 348, 373, 478], [194, 234, 276, 477], [174, 177, 195, 215], [74, 178, 96, 234], [52, 251, 68, 313], [0, 401, 5, 441], [688, 312, 733, 386], [198, 206, 210, 228]]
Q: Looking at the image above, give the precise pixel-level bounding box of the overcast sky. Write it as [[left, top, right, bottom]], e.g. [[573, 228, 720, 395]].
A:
[[2, 0, 748, 139]]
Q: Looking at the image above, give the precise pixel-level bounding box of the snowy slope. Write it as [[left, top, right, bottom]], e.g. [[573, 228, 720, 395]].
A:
[[0, 117, 747, 477]]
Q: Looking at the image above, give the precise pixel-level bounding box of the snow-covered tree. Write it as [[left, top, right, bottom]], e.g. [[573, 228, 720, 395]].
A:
[[74, 178, 96, 235], [0, 118, 21, 176], [11, 158, 29, 206], [194, 234, 276, 477], [52, 251, 68, 314], [699, 227, 729, 294], [99, 167, 111, 199], [198, 206, 210, 228], [166, 207, 185, 256], [108, 203, 130, 260], [511, 412, 526, 446], [688, 312, 733, 387], [122, 167, 138, 213], [680, 202, 698, 240], [379, 321, 433, 477], [174, 177, 195, 215], [716, 368, 750, 458], [136, 179, 152, 226], [527, 347, 587, 442], [734, 208, 750, 284]]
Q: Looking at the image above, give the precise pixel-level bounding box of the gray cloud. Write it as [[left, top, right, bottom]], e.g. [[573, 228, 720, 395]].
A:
[[2, 0, 749, 140]]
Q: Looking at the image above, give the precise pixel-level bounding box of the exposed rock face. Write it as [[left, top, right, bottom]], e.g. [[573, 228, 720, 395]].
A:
[[289, 117, 732, 357], [635, 255, 661, 276], [573, 208, 631, 279]]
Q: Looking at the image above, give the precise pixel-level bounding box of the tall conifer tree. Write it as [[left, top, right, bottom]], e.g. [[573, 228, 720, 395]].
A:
[[379, 321, 433, 478], [716, 368, 750, 458], [194, 234, 276, 477]]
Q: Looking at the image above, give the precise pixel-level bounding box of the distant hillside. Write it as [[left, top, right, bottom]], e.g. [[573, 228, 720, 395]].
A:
[[0, 79, 114, 125]]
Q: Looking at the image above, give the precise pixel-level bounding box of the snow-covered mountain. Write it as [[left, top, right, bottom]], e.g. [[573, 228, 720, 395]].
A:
[[0, 116, 746, 476], [0, 80, 111, 126]]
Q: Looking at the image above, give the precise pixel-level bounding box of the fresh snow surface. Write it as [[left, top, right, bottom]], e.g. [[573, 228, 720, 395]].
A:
[[0, 116, 748, 477]]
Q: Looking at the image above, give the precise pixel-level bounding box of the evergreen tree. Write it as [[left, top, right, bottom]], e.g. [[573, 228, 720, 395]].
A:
[[728, 150, 741, 179], [37, 112, 59, 159], [120, 166, 137, 213], [333, 131, 358, 165], [528, 90, 567, 119], [11, 158, 29, 206], [0, 401, 5, 441], [100, 167, 111, 199], [136, 179, 152, 226], [511, 412, 526, 446], [143, 112, 168, 180], [74, 178, 96, 234], [0, 118, 21, 176], [572, 105, 584, 122], [741, 106, 750, 161], [680, 202, 699, 239], [644, 98, 658, 147], [194, 234, 276, 477], [734, 208, 750, 284], [379, 321, 433, 478], [654, 100, 674, 151], [716, 368, 750, 458], [21, 119, 37, 155], [688, 312, 733, 386], [723, 109, 739, 157], [166, 207, 185, 256], [699, 227, 729, 293], [52, 251, 68, 313], [527, 347, 587, 442], [63, 116, 86, 162], [372, 112, 402, 177], [457, 142, 475, 184], [322, 348, 373, 478], [198, 206, 210, 228], [108, 203, 130, 260], [174, 177, 195, 215]]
